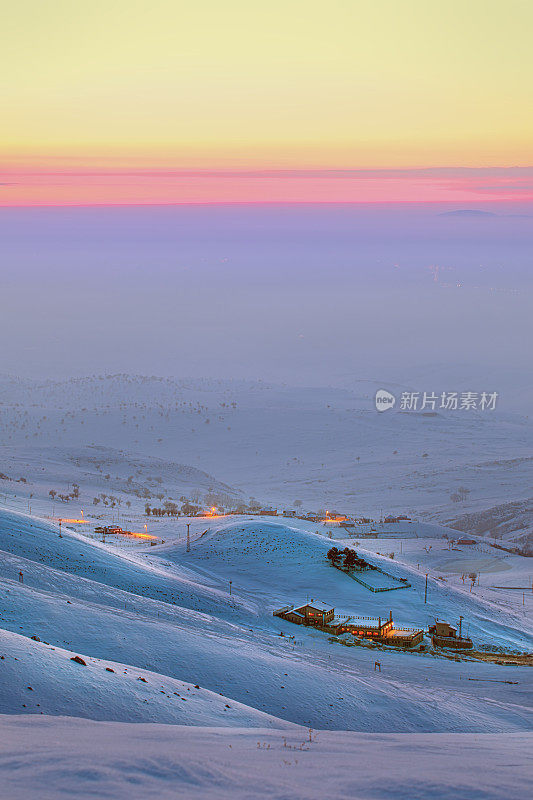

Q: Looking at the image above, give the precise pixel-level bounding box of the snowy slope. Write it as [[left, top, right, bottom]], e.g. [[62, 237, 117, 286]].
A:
[[0, 509, 251, 618], [0, 628, 293, 727], [442, 497, 533, 551]]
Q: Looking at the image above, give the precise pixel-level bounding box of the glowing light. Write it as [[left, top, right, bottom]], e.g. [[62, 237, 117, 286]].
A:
[[204, 506, 224, 517]]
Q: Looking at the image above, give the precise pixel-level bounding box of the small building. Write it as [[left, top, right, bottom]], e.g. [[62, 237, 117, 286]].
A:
[[328, 612, 394, 640], [324, 511, 347, 522], [279, 608, 306, 625], [274, 602, 334, 627], [457, 538, 476, 545], [94, 525, 126, 535], [283, 509, 297, 518], [298, 602, 335, 626], [429, 620, 473, 650], [430, 621, 457, 638], [386, 628, 424, 647]]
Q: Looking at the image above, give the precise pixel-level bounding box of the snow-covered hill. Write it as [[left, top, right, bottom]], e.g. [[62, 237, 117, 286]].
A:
[[0, 509, 531, 735], [164, 518, 533, 649], [443, 497, 533, 552]]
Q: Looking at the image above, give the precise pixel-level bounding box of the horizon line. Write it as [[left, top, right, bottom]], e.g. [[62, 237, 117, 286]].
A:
[[1, 198, 533, 209]]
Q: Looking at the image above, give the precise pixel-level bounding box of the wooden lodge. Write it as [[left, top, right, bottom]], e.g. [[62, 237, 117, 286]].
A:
[[275, 602, 335, 627], [274, 603, 424, 648], [429, 621, 473, 650], [327, 611, 394, 640]]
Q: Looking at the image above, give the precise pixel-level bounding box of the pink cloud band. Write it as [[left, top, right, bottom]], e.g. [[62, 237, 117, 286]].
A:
[[1, 166, 532, 206]]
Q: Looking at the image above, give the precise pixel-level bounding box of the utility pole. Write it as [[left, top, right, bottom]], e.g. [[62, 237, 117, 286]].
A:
[[186, 523, 190, 553], [424, 573, 428, 604]]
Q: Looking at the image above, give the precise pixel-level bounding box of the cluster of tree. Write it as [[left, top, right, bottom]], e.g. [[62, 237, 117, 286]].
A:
[[146, 506, 176, 517], [49, 484, 79, 503], [204, 490, 235, 510], [0, 472, 27, 482], [450, 486, 471, 503], [326, 547, 371, 571], [92, 493, 130, 508], [131, 487, 152, 499], [145, 500, 202, 516], [201, 498, 261, 515], [230, 501, 262, 514]]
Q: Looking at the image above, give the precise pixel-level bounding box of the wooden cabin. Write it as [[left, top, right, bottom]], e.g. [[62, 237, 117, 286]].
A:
[[429, 621, 473, 649], [274, 603, 334, 627], [275, 604, 424, 648], [327, 612, 394, 640]]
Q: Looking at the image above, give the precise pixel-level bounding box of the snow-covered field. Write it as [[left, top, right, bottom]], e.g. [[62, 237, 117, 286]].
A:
[[1, 715, 530, 800], [1, 375, 532, 549]]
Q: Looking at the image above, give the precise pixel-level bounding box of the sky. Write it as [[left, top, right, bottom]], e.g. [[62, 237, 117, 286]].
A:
[[1, 1, 532, 204], [0, 2, 530, 391]]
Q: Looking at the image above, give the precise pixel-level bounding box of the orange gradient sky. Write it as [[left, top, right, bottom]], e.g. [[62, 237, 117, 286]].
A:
[[1, 0, 532, 204]]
